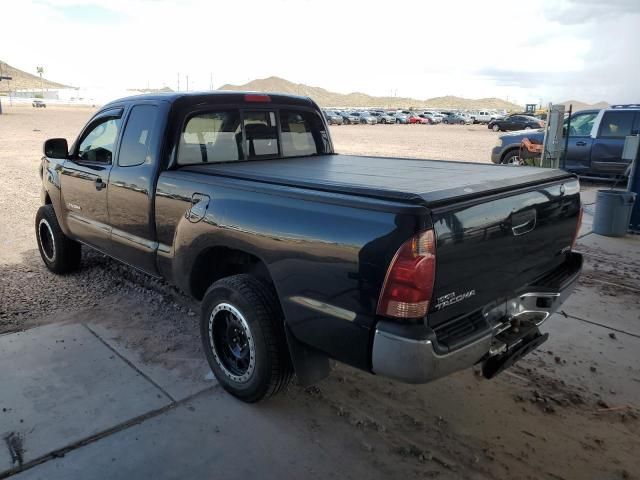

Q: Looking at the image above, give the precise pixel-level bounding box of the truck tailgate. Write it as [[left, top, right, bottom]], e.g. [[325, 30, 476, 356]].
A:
[[427, 178, 581, 328]]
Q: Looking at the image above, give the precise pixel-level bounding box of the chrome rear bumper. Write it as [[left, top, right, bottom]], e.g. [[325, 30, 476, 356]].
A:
[[371, 252, 582, 384]]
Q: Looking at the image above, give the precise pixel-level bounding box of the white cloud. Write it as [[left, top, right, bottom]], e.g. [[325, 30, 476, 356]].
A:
[[3, 0, 638, 104]]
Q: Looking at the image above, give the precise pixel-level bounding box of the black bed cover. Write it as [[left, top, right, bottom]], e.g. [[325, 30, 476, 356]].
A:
[[183, 154, 574, 207]]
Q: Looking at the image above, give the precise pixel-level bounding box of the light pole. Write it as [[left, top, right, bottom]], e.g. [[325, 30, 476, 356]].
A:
[[37, 66, 44, 98]]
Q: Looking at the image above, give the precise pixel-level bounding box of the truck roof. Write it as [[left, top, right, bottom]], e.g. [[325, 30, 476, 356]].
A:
[[103, 91, 317, 109], [183, 154, 574, 207]]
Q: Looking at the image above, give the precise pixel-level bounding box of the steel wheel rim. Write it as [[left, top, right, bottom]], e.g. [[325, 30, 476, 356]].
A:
[[38, 218, 56, 262], [209, 303, 256, 383]]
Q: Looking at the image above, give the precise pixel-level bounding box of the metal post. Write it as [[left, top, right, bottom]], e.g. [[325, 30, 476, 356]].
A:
[[562, 105, 572, 170]]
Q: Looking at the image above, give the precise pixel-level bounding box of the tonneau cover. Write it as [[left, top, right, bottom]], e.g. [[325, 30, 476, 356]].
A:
[[182, 154, 573, 206]]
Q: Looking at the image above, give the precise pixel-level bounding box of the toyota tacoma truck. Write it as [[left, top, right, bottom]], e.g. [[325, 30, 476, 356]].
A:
[[37, 92, 583, 402]]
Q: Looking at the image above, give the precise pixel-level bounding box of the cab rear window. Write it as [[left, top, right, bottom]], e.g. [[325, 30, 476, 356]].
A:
[[177, 108, 329, 165]]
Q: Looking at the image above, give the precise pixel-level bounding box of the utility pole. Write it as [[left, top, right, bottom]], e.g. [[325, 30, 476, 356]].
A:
[[177, 72, 180, 91], [37, 66, 44, 98], [186, 75, 189, 91], [210, 72, 213, 90]]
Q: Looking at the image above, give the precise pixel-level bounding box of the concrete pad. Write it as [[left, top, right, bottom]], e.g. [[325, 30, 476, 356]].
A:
[[0, 323, 169, 474], [87, 323, 212, 401], [539, 313, 640, 406], [577, 231, 640, 264], [560, 286, 640, 336], [14, 390, 385, 480]]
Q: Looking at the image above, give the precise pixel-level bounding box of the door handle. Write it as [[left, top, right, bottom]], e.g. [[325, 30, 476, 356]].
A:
[[575, 141, 587, 147], [95, 178, 106, 190]]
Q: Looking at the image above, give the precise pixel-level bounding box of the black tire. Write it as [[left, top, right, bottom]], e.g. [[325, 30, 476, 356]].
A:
[[492, 124, 500, 132], [501, 150, 522, 165], [395, 119, 400, 124], [201, 274, 293, 402], [459, 120, 465, 125], [443, 119, 449, 124], [524, 126, 532, 130], [35, 205, 82, 274]]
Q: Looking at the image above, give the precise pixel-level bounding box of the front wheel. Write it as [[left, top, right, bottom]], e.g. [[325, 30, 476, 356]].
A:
[[35, 205, 82, 274], [492, 124, 500, 132], [501, 151, 523, 165], [524, 126, 532, 130], [201, 275, 293, 402], [459, 120, 465, 125]]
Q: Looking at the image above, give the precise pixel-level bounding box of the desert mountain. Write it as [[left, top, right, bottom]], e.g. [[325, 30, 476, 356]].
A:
[[557, 100, 610, 111], [0, 60, 71, 94], [219, 76, 523, 110]]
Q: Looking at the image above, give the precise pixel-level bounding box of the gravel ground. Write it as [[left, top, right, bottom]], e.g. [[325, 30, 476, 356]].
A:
[[1, 104, 639, 479]]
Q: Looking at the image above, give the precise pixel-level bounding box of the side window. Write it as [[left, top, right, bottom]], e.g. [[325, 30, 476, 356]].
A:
[[178, 110, 241, 165], [599, 111, 634, 138], [243, 111, 279, 158], [566, 112, 597, 137], [77, 117, 121, 163], [118, 105, 159, 167], [281, 110, 325, 158]]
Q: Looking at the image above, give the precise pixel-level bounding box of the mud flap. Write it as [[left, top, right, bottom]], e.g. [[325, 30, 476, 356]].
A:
[[482, 331, 549, 379], [284, 324, 331, 387]]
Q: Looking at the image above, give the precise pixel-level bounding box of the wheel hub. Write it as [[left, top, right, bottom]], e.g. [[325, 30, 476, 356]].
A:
[[209, 303, 256, 383]]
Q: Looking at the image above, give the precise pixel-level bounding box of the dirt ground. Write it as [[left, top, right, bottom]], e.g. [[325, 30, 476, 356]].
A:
[[1, 104, 639, 479]]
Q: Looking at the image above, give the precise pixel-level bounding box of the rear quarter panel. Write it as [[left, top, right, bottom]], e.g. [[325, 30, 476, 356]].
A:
[[155, 171, 427, 369]]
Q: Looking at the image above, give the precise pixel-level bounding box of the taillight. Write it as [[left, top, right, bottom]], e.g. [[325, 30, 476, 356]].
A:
[[377, 230, 436, 319], [244, 94, 271, 103], [571, 205, 583, 249]]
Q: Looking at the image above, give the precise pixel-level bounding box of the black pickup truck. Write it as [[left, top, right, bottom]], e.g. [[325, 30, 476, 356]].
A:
[[37, 92, 583, 402]]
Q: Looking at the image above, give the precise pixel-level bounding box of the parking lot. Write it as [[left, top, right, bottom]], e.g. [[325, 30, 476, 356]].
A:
[[1, 105, 639, 479]]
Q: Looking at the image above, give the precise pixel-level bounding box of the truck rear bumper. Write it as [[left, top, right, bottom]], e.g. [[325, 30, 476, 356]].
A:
[[371, 252, 582, 384]]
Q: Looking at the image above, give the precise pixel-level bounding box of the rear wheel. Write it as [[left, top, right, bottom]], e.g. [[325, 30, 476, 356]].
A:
[[35, 205, 81, 273], [459, 120, 465, 125], [443, 120, 449, 124], [201, 274, 293, 402]]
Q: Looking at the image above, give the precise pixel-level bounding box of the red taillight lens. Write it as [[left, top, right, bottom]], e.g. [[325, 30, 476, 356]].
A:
[[377, 230, 436, 319], [571, 205, 583, 249], [244, 94, 271, 103]]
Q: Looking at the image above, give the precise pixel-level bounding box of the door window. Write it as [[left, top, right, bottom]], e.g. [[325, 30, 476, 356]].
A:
[[118, 105, 160, 167], [599, 111, 634, 138], [77, 117, 121, 163], [566, 112, 598, 136]]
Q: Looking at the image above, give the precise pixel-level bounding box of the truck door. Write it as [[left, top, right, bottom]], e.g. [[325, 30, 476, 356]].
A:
[[59, 109, 123, 252], [107, 103, 164, 274], [563, 110, 598, 173], [591, 110, 636, 175]]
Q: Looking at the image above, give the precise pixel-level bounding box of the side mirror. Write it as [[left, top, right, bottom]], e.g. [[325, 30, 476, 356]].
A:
[[43, 138, 68, 159]]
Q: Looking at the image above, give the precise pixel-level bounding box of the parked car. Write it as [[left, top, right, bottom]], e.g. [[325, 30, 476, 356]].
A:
[[32, 99, 47, 108], [421, 112, 441, 123], [392, 112, 409, 124], [353, 111, 377, 125], [492, 105, 640, 178], [488, 115, 544, 132], [369, 111, 396, 124], [442, 113, 472, 125], [408, 113, 429, 124], [470, 111, 501, 124], [38, 91, 582, 403], [340, 111, 360, 125], [323, 110, 344, 125]]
